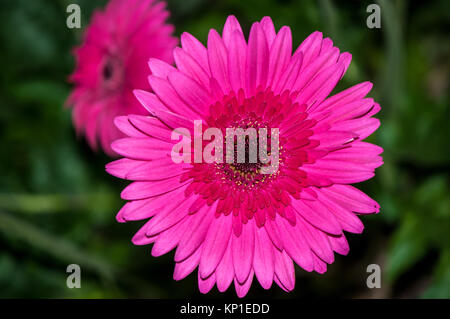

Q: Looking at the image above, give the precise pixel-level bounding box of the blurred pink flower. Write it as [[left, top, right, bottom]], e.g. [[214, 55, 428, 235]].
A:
[[107, 15, 383, 297], [68, 0, 177, 155]]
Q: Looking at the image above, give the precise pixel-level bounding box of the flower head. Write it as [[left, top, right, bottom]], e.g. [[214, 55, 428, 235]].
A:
[[68, 0, 177, 155], [107, 15, 383, 297]]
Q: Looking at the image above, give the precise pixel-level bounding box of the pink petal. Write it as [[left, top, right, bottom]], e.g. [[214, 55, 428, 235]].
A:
[[222, 15, 244, 48], [296, 61, 346, 107], [234, 269, 254, 298], [148, 75, 199, 119], [111, 137, 173, 160], [134, 89, 169, 114], [332, 117, 380, 140], [151, 216, 189, 257], [175, 204, 214, 262], [114, 116, 147, 138], [273, 51, 303, 94], [148, 58, 177, 79], [173, 246, 202, 281], [131, 221, 158, 246], [253, 226, 274, 289], [320, 184, 380, 214], [294, 31, 322, 67], [267, 26, 292, 88], [199, 213, 232, 278], [312, 253, 327, 274], [246, 22, 269, 96], [260, 17, 276, 47], [264, 217, 284, 251], [198, 272, 216, 294], [328, 234, 350, 255], [208, 29, 231, 94], [296, 215, 334, 264], [291, 199, 342, 235], [275, 216, 313, 272], [215, 239, 234, 292], [145, 194, 196, 236], [168, 70, 212, 115], [127, 114, 173, 141], [120, 177, 188, 200], [274, 249, 295, 291], [106, 158, 146, 179], [312, 81, 373, 114], [173, 47, 210, 89], [125, 158, 188, 181], [181, 32, 210, 75], [228, 30, 247, 93], [232, 219, 255, 284], [119, 193, 176, 222]]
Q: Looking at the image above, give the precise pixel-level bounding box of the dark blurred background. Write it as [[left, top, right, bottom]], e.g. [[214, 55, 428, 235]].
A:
[[0, 0, 449, 298]]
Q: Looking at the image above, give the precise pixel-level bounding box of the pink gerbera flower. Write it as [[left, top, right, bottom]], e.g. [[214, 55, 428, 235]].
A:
[[68, 0, 177, 155], [107, 15, 383, 297]]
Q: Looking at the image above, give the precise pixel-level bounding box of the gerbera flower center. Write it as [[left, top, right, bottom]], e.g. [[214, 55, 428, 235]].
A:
[[101, 55, 124, 91], [183, 88, 316, 222]]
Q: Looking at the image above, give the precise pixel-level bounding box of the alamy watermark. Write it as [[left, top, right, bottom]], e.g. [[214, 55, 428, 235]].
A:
[[170, 121, 280, 174], [366, 264, 381, 288], [66, 4, 81, 29], [66, 264, 81, 288], [366, 4, 381, 29]]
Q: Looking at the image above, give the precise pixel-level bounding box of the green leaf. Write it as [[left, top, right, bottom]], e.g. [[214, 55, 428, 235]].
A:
[[422, 250, 450, 298], [386, 213, 427, 283]]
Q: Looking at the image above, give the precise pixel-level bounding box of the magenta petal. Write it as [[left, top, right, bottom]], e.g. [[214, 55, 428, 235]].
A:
[[198, 272, 216, 294], [228, 30, 247, 93], [111, 137, 173, 160], [232, 219, 255, 284], [181, 32, 210, 75], [296, 215, 334, 264], [148, 58, 177, 79], [260, 16, 276, 47], [131, 221, 158, 246], [121, 178, 188, 200], [174, 246, 202, 281], [119, 194, 173, 222], [199, 213, 232, 279], [246, 22, 269, 96], [125, 158, 187, 181], [253, 226, 274, 289], [175, 204, 214, 262], [168, 70, 212, 114], [234, 269, 254, 298], [145, 194, 195, 236], [114, 116, 148, 138], [313, 81, 373, 114], [148, 76, 199, 120], [151, 216, 189, 257], [291, 198, 342, 235], [312, 253, 328, 274], [127, 114, 173, 141], [134, 89, 169, 114], [294, 31, 322, 67], [274, 249, 295, 291], [105, 158, 146, 179], [328, 234, 350, 255], [275, 216, 314, 272], [215, 239, 234, 292], [321, 184, 380, 214], [173, 47, 210, 89], [222, 15, 244, 48], [208, 29, 231, 94], [267, 26, 292, 88]]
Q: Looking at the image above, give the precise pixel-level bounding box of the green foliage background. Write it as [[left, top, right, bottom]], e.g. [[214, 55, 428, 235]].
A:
[[0, 0, 449, 298]]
